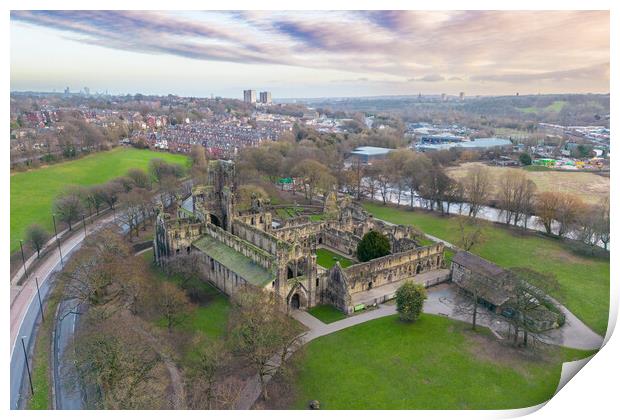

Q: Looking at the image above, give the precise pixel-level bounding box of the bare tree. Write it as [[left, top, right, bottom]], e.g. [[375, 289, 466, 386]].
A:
[[503, 268, 563, 347], [497, 171, 536, 228], [127, 168, 151, 189], [535, 191, 561, 234], [25, 223, 49, 258], [452, 271, 501, 330], [74, 324, 161, 409], [54, 190, 84, 230], [188, 339, 230, 409], [228, 286, 305, 401], [456, 216, 484, 252], [596, 195, 610, 250], [555, 193, 586, 237], [156, 282, 192, 332], [462, 165, 492, 218], [402, 152, 433, 208]]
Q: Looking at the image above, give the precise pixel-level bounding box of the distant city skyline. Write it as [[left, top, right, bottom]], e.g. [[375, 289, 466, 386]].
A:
[[10, 10, 610, 98]]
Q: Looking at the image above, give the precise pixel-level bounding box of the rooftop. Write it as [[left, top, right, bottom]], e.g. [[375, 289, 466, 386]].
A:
[[193, 235, 275, 287], [350, 146, 395, 156]]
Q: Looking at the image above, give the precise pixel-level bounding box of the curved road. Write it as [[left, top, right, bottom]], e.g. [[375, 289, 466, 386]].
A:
[[10, 213, 116, 409]]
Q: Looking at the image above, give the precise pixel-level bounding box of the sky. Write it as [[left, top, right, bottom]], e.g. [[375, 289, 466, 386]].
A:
[[10, 10, 610, 99]]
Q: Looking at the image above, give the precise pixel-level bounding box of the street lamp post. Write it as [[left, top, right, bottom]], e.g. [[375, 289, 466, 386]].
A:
[[21, 336, 34, 396], [19, 239, 28, 280], [82, 213, 87, 238], [52, 213, 64, 266], [35, 277, 44, 322]]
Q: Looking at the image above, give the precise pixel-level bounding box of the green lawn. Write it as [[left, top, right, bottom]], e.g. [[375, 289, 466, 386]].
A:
[[316, 248, 354, 269], [293, 314, 593, 409], [307, 304, 347, 324], [363, 202, 609, 336], [10, 148, 187, 252], [309, 213, 326, 222]]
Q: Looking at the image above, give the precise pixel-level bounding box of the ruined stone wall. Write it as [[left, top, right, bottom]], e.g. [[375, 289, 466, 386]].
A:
[[154, 213, 203, 262], [196, 253, 251, 296], [231, 219, 280, 255], [343, 243, 444, 294], [273, 215, 311, 229], [236, 212, 273, 233], [203, 223, 276, 272], [271, 221, 323, 244], [321, 228, 360, 256], [322, 267, 351, 313]]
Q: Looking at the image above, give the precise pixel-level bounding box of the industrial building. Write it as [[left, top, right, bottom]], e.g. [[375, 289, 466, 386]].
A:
[[349, 146, 394, 164], [415, 137, 512, 152]]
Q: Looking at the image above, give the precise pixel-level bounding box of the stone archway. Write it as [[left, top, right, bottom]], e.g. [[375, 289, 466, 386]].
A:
[[288, 285, 308, 311], [291, 293, 301, 309]]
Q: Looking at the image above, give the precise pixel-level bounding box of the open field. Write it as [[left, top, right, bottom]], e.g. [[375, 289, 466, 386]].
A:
[[293, 314, 593, 409], [10, 148, 187, 252], [363, 202, 610, 335], [316, 248, 354, 269], [446, 162, 609, 203], [518, 100, 567, 114]]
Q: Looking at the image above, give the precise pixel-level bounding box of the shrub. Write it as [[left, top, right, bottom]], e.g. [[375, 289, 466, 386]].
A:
[[396, 282, 427, 322], [356, 230, 390, 262]]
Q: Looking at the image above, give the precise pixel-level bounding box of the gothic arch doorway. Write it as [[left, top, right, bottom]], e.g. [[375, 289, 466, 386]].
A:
[[288, 286, 308, 311], [291, 293, 301, 309]]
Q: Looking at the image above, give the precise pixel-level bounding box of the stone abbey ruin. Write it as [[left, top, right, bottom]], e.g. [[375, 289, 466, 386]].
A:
[[153, 160, 449, 314]]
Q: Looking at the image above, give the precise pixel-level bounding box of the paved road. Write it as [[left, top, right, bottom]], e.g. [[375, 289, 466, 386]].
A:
[[52, 298, 84, 409], [10, 213, 116, 410]]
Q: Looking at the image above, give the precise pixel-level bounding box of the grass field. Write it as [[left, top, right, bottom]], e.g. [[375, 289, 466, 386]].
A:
[[446, 162, 609, 203], [518, 100, 567, 114], [293, 314, 593, 409], [307, 304, 347, 324], [316, 248, 354, 269], [363, 202, 609, 335], [10, 148, 187, 253]]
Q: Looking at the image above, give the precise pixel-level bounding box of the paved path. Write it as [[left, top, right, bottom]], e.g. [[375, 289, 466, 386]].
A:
[[52, 299, 83, 409], [11, 209, 112, 287]]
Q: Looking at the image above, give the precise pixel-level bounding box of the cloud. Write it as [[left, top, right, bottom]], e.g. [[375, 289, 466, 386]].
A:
[[470, 63, 609, 84], [409, 74, 445, 82], [10, 10, 610, 91]]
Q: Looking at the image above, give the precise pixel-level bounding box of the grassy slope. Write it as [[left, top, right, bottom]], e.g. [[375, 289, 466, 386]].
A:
[[10, 148, 187, 252], [28, 282, 64, 409], [316, 248, 354, 269], [363, 202, 609, 336], [294, 314, 593, 409], [307, 305, 347, 324]]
